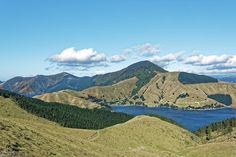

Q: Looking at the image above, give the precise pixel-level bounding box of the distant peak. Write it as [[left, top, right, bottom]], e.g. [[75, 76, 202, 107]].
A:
[[127, 60, 167, 72], [57, 72, 71, 76]]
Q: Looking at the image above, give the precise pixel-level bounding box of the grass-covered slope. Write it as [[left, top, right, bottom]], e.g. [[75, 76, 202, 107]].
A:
[[35, 77, 138, 108], [1, 94, 236, 157], [93, 116, 200, 154], [137, 72, 236, 108], [0, 95, 198, 157], [0, 89, 133, 129], [34, 90, 102, 109], [78, 77, 138, 102]]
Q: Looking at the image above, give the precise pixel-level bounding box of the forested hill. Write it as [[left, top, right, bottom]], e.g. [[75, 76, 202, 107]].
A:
[[0, 89, 133, 129]]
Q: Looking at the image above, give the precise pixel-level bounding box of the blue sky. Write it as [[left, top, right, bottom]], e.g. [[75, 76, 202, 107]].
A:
[[0, 0, 236, 80]]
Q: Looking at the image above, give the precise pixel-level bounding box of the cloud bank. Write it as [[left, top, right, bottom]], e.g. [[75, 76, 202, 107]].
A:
[[49, 47, 107, 68], [184, 54, 236, 72]]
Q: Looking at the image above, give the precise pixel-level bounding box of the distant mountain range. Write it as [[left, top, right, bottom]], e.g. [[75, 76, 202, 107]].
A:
[[0, 61, 165, 97], [215, 76, 236, 83], [0, 72, 93, 97], [209, 75, 236, 83]]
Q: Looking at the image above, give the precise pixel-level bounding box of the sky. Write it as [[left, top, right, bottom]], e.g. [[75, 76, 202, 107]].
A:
[[0, 0, 236, 81]]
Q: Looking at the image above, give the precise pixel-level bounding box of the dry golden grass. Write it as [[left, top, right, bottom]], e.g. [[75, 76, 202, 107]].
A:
[[34, 90, 101, 109], [78, 77, 138, 101], [35, 77, 138, 109], [138, 72, 236, 108]]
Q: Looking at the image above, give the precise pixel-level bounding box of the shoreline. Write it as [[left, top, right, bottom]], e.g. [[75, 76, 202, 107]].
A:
[[109, 104, 234, 111]]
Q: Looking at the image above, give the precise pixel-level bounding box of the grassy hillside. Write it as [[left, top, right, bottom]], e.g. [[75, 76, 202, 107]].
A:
[[35, 77, 138, 108], [78, 77, 138, 103], [35, 90, 101, 109], [137, 72, 236, 108], [1, 95, 236, 157]]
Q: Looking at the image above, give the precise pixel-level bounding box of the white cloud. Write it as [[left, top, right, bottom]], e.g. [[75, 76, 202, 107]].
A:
[[148, 52, 183, 67], [123, 43, 160, 56], [49, 47, 107, 68], [182, 54, 236, 74], [110, 55, 126, 63], [184, 54, 230, 66]]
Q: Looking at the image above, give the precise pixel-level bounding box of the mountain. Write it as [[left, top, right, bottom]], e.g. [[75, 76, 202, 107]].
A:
[[37, 71, 236, 109], [0, 61, 166, 96], [0, 72, 94, 97], [94, 60, 167, 95], [1, 91, 235, 157]]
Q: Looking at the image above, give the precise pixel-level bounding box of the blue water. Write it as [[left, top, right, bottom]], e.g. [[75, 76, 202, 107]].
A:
[[111, 106, 236, 132]]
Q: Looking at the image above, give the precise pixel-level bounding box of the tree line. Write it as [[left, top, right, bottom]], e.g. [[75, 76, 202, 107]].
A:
[[0, 89, 133, 129], [195, 118, 236, 140]]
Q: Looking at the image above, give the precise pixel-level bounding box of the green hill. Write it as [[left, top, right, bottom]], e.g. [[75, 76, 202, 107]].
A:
[[1, 94, 236, 157]]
